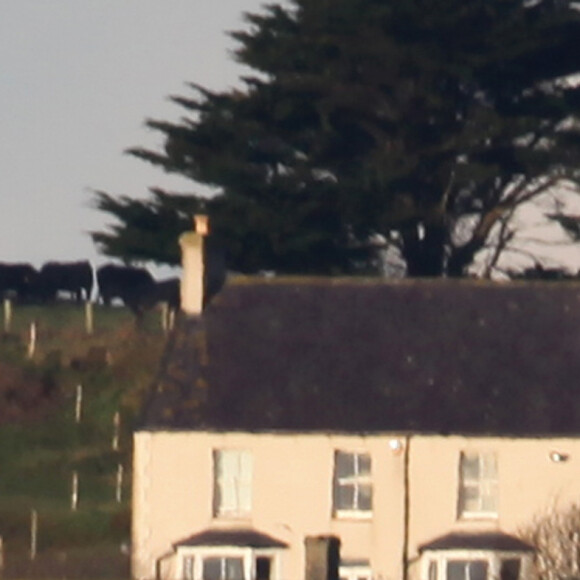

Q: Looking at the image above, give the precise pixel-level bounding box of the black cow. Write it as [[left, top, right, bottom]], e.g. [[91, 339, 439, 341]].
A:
[[153, 277, 180, 310], [96, 264, 155, 308], [124, 277, 181, 317], [0, 263, 39, 302], [36, 261, 93, 302]]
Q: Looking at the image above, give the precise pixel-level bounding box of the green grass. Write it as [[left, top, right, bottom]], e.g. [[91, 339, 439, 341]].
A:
[[0, 302, 167, 568]]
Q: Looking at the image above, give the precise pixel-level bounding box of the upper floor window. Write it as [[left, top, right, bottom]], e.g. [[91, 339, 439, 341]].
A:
[[213, 449, 252, 518], [333, 450, 372, 517], [457, 451, 498, 518]]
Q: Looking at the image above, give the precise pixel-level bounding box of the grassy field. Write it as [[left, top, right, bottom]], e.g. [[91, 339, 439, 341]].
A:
[[0, 302, 169, 578]]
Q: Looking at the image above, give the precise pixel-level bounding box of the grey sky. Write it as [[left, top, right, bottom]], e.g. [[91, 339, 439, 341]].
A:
[[4, 1, 580, 280], [0, 0, 266, 273]]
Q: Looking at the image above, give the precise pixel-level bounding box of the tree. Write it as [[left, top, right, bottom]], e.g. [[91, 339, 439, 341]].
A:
[[519, 502, 580, 580], [93, 0, 580, 276]]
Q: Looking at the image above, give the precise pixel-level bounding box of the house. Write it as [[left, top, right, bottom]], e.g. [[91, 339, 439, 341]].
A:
[[132, 217, 580, 580]]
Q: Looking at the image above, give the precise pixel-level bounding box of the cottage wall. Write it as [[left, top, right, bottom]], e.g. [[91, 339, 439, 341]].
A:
[[408, 436, 580, 560], [132, 431, 407, 580]]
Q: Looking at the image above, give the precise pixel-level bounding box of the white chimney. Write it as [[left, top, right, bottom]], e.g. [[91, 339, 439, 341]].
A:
[[179, 215, 209, 316]]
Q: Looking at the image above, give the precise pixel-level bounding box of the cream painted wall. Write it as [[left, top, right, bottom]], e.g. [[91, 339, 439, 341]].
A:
[[408, 436, 580, 560], [133, 432, 580, 580], [132, 431, 408, 580]]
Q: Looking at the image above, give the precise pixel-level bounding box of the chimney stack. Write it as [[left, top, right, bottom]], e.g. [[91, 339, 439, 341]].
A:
[[179, 215, 209, 316]]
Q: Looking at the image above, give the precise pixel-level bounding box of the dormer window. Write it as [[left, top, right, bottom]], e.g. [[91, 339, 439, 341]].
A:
[[419, 531, 534, 580], [175, 528, 288, 580]]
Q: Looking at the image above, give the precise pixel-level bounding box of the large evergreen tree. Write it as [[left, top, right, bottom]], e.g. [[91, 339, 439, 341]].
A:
[[93, 0, 580, 276]]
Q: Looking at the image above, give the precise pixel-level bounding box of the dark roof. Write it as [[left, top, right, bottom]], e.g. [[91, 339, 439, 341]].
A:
[[140, 277, 580, 435], [419, 532, 535, 553], [173, 528, 288, 549]]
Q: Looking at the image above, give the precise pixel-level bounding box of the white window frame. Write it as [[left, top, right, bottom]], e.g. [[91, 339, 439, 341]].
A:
[[457, 451, 498, 519], [339, 561, 372, 580], [213, 449, 253, 518], [420, 550, 530, 580], [177, 546, 281, 580], [333, 450, 373, 519]]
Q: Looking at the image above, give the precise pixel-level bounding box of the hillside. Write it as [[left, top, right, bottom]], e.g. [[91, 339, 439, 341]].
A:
[[0, 301, 168, 578]]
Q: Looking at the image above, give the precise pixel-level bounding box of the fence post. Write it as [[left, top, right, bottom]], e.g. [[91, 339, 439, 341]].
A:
[[116, 464, 124, 503], [85, 301, 93, 335], [30, 509, 37, 561], [75, 385, 82, 423], [112, 411, 120, 451], [27, 321, 36, 359], [71, 471, 78, 511], [3, 299, 11, 333]]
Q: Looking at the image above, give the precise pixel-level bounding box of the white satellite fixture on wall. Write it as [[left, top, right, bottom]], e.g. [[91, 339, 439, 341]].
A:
[[389, 439, 404, 454], [549, 451, 569, 463]]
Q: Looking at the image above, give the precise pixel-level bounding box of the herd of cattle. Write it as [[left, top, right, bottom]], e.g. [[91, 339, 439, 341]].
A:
[[0, 261, 180, 316]]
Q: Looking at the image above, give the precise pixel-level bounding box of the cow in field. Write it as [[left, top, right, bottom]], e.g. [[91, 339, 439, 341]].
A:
[[96, 264, 155, 309], [0, 263, 39, 302], [36, 261, 93, 302], [125, 277, 181, 317]]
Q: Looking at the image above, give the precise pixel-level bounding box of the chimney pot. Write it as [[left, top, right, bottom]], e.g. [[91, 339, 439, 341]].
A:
[[194, 215, 209, 236]]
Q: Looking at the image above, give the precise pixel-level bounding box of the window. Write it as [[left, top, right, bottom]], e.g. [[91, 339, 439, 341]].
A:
[[255, 557, 272, 580], [500, 559, 520, 580], [423, 554, 524, 580], [213, 450, 252, 517], [339, 560, 372, 580], [180, 551, 280, 580], [203, 557, 244, 580], [457, 451, 498, 518], [333, 451, 372, 517], [447, 560, 488, 580], [428, 560, 438, 580], [184, 557, 195, 580]]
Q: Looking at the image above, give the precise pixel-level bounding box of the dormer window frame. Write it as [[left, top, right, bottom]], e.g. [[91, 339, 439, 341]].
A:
[[421, 549, 531, 580], [179, 546, 282, 580]]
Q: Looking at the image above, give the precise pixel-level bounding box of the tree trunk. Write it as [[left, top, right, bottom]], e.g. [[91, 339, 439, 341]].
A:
[[400, 223, 447, 277]]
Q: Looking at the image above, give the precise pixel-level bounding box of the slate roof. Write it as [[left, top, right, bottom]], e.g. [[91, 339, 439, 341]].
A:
[[418, 532, 535, 553], [140, 277, 580, 435], [173, 528, 288, 549]]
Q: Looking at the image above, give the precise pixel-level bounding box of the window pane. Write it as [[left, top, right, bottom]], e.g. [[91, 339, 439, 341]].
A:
[[184, 557, 195, 580], [482, 454, 497, 478], [468, 561, 488, 580], [256, 557, 271, 580], [461, 454, 480, 480], [358, 454, 371, 475], [337, 483, 355, 509], [224, 558, 244, 580], [336, 452, 355, 478], [203, 558, 222, 580], [459, 485, 479, 513], [358, 484, 373, 510], [428, 561, 437, 580], [447, 561, 467, 580], [481, 488, 497, 512], [500, 559, 520, 580]]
